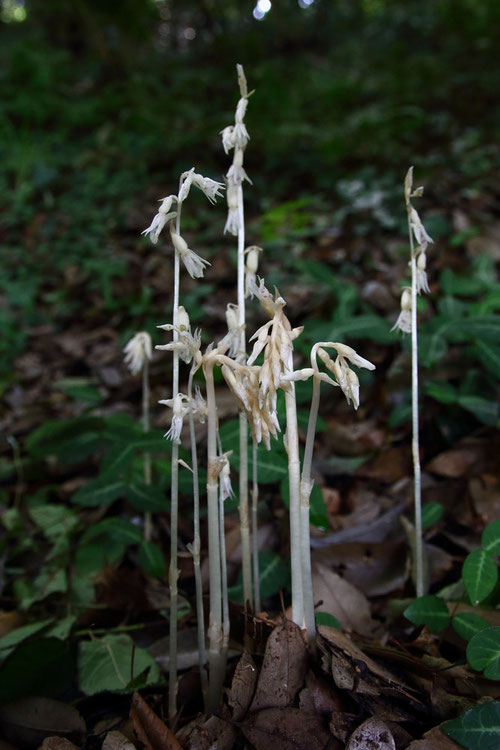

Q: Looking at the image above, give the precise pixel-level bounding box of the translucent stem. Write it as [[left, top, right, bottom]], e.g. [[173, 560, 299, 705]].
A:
[[251, 439, 260, 613], [284, 384, 304, 628], [168, 189, 183, 723], [187, 368, 207, 706], [142, 360, 152, 542], [299, 374, 321, 643], [237, 182, 252, 609], [204, 361, 224, 713], [408, 217, 424, 598]]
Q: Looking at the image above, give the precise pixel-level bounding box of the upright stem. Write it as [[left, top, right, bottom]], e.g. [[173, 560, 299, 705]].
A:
[[142, 360, 152, 542], [299, 375, 321, 643], [168, 193, 183, 723], [284, 384, 304, 629], [219, 472, 230, 656], [187, 369, 207, 705], [237, 184, 252, 609], [251, 439, 260, 613], [204, 361, 224, 713], [408, 223, 424, 598]]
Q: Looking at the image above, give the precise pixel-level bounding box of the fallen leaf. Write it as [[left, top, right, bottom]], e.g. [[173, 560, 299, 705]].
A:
[[184, 715, 237, 750], [346, 716, 396, 750], [229, 650, 258, 721], [242, 707, 338, 750], [37, 740, 79, 750], [250, 619, 307, 712], [406, 725, 463, 749], [312, 561, 380, 636], [312, 542, 406, 597], [0, 698, 85, 750], [130, 692, 182, 750], [101, 730, 137, 750]]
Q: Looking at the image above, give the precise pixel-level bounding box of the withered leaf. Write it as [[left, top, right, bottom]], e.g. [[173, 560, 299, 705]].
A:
[[406, 725, 463, 749], [242, 707, 339, 750], [101, 730, 137, 750], [250, 619, 307, 712], [346, 717, 396, 750], [184, 715, 237, 750], [0, 698, 85, 750], [312, 562, 380, 637], [130, 692, 182, 750], [37, 740, 79, 750], [228, 649, 258, 721]]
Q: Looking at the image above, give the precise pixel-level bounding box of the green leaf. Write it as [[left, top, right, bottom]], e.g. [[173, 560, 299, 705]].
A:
[[100, 443, 135, 477], [452, 612, 490, 642], [75, 540, 127, 574], [81, 517, 143, 546], [404, 595, 450, 633], [28, 504, 79, 543], [72, 477, 126, 506], [421, 502, 444, 529], [424, 381, 457, 405], [25, 416, 103, 462], [138, 540, 165, 578], [457, 396, 499, 427], [443, 701, 500, 750], [448, 316, 500, 343], [462, 549, 498, 605], [473, 339, 500, 378], [0, 619, 53, 664], [315, 612, 341, 629], [125, 482, 169, 513], [46, 614, 77, 641], [229, 551, 289, 604], [0, 638, 74, 703], [482, 520, 500, 554], [78, 634, 160, 695], [467, 627, 500, 680]]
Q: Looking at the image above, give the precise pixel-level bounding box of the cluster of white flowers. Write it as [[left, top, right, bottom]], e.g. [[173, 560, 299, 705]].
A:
[[221, 64, 252, 236], [123, 331, 153, 375], [311, 342, 375, 410]]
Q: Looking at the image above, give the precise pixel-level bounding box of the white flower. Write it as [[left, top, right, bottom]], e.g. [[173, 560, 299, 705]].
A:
[[191, 386, 207, 423], [219, 452, 234, 501], [409, 207, 433, 248], [224, 183, 240, 235], [170, 231, 210, 279], [227, 148, 251, 185], [391, 287, 412, 334], [220, 126, 235, 154], [416, 251, 430, 294], [192, 173, 225, 204], [123, 332, 153, 375], [245, 245, 262, 298], [178, 168, 195, 202], [159, 393, 189, 443], [312, 341, 375, 410]]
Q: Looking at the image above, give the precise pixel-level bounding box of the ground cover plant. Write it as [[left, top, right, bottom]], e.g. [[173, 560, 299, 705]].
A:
[[1, 1, 500, 749]]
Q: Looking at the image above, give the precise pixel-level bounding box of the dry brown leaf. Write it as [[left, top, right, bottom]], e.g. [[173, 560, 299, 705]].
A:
[[0, 698, 85, 750], [250, 619, 307, 712], [406, 725, 463, 749], [242, 707, 338, 750], [312, 561, 380, 636], [312, 542, 406, 597], [130, 692, 182, 750], [228, 649, 258, 721], [184, 715, 237, 750], [101, 730, 137, 750], [346, 717, 396, 750], [299, 670, 342, 716], [37, 740, 79, 750]]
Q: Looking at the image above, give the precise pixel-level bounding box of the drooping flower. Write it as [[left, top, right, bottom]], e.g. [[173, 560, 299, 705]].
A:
[[123, 332, 153, 375], [311, 341, 375, 410], [159, 393, 190, 443], [244, 245, 262, 298], [224, 183, 240, 235], [391, 287, 412, 334], [170, 230, 210, 279], [415, 251, 430, 294], [192, 173, 225, 204]]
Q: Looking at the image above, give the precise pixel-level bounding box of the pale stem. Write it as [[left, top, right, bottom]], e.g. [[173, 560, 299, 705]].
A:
[[142, 360, 153, 542], [408, 216, 424, 598], [168, 187, 183, 723], [236, 182, 252, 608], [284, 383, 304, 628], [187, 368, 208, 705], [219, 470, 230, 655], [299, 374, 321, 642], [204, 360, 224, 713], [251, 438, 261, 613]]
